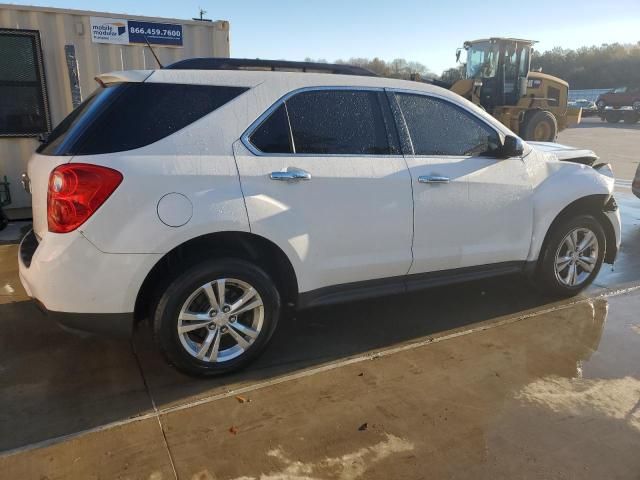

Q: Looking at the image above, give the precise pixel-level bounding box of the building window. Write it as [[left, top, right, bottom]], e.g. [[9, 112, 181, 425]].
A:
[[0, 29, 51, 137]]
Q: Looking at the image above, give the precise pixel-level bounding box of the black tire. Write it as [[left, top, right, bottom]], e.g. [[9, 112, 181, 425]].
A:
[[623, 112, 640, 124], [153, 258, 281, 376], [523, 110, 558, 141], [606, 114, 621, 124], [535, 215, 605, 297]]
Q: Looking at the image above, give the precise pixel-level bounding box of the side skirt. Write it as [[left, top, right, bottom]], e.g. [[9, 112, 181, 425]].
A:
[[297, 261, 533, 310]]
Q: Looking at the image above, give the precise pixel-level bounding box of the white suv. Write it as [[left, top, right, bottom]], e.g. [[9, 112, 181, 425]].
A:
[[19, 59, 621, 376]]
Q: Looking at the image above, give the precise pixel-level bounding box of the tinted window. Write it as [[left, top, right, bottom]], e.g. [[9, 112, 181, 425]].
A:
[[249, 104, 293, 153], [0, 29, 50, 136], [38, 83, 248, 156], [396, 93, 499, 156], [287, 90, 391, 155]]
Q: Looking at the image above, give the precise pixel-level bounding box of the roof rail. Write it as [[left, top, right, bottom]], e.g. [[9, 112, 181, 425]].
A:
[[165, 57, 377, 77]]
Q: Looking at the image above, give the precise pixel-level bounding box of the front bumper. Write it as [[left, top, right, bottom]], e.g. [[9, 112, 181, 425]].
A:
[[18, 229, 161, 337]]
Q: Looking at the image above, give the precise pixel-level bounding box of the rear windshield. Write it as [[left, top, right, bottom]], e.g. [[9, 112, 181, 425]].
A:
[[38, 83, 248, 156]]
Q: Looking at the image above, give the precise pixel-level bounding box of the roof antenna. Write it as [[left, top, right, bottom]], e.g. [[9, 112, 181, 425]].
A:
[[143, 35, 163, 69]]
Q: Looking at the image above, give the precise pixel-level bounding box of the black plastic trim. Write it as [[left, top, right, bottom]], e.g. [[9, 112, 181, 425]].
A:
[[298, 261, 526, 309], [36, 302, 134, 338], [19, 229, 38, 268]]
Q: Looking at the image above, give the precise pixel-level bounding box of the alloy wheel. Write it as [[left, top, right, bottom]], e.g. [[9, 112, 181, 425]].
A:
[[553, 227, 599, 287], [177, 278, 264, 363]]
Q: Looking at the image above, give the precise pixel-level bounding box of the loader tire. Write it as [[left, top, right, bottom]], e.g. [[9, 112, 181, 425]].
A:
[[523, 110, 558, 142]]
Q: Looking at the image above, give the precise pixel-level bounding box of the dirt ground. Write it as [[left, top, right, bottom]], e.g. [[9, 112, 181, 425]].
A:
[[0, 122, 639, 480]]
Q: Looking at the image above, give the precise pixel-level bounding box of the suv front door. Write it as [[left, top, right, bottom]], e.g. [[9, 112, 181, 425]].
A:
[[392, 91, 533, 275], [234, 88, 414, 294]]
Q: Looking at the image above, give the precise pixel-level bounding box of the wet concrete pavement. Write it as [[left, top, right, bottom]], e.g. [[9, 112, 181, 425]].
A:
[[0, 197, 639, 478]]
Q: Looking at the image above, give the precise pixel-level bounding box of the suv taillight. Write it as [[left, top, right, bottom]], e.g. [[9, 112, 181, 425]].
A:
[[47, 164, 122, 233]]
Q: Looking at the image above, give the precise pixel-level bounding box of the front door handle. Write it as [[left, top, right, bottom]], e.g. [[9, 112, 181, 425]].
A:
[[270, 167, 312, 182], [418, 175, 450, 184]]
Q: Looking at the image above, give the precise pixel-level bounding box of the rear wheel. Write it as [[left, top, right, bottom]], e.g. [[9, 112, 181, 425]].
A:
[[153, 258, 281, 376], [523, 110, 558, 142], [535, 215, 605, 297]]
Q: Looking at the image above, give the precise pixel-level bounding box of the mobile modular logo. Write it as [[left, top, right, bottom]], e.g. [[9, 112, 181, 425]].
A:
[[90, 17, 130, 45]]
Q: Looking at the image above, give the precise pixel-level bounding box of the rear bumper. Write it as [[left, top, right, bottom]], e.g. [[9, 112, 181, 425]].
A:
[[18, 229, 161, 337]]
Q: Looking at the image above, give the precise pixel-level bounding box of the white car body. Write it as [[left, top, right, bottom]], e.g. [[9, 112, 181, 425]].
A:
[[19, 67, 621, 337]]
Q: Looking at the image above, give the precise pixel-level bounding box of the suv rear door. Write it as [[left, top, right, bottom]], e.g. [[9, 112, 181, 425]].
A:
[[234, 87, 414, 294]]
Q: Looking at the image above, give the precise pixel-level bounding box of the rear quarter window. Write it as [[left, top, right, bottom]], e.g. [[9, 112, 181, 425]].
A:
[[38, 83, 248, 156]]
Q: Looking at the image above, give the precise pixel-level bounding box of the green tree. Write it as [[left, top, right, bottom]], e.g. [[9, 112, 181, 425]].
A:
[[531, 43, 640, 89]]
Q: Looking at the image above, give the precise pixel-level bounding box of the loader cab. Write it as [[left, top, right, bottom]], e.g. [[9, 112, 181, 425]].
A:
[[463, 38, 533, 111]]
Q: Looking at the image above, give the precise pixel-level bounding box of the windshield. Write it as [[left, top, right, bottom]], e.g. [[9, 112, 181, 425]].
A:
[[465, 41, 499, 79]]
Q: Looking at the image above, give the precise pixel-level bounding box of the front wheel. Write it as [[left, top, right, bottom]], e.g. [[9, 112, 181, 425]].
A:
[[153, 258, 281, 376], [535, 215, 605, 297]]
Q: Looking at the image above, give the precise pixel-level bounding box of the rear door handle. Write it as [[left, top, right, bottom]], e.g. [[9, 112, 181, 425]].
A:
[[418, 175, 450, 184], [270, 167, 312, 182]]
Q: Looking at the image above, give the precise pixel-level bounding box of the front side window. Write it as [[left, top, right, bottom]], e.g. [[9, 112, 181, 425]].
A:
[[0, 29, 50, 137], [249, 89, 396, 155], [396, 93, 500, 157], [38, 83, 248, 155]]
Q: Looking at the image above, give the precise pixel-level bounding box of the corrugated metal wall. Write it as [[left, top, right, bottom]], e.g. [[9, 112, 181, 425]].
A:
[[0, 4, 230, 212]]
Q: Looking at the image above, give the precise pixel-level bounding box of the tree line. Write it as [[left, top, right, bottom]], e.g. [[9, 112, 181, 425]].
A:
[[531, 43, 640, 89], [305, 57, 435, 80], [307, 42, 640, 89]]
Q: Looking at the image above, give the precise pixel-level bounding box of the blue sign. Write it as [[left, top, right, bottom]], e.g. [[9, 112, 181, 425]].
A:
[[128, 20, 183, 47]]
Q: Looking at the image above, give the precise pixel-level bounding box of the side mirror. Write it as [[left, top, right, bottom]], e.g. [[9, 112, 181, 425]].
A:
[[498, 135, 524, 158]]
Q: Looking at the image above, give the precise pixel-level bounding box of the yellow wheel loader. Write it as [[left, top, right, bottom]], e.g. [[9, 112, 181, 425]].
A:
[[449, 38, 581, 141]]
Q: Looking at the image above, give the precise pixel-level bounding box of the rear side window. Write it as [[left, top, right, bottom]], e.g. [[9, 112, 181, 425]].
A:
[[250, 104, 293, 154], [38, 83, 248, 156], [396, 93, 499, 156], [248, 89, 398, 155]]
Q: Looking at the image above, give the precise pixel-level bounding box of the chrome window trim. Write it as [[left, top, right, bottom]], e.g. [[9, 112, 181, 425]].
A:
[[240, 85, 405, 158]]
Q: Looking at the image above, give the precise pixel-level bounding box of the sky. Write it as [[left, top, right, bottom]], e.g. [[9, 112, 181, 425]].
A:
[[7, 0, 640, 73]]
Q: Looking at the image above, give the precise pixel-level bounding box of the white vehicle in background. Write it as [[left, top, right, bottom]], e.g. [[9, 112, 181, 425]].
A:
[[19, 59, 621, 376]]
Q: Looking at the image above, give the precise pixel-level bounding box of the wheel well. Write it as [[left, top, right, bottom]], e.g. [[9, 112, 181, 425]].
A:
[[538, 194, 617, 267], [134, 232, 299, 323]]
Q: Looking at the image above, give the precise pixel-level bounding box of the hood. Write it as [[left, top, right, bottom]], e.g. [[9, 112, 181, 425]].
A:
[[528, 141, 599, 166]]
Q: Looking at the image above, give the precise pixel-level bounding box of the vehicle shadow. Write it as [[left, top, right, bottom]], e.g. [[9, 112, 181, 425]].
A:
[[0, 259, 626, 454], [132, 274, 580, 409], [0, 272, 556, 452]]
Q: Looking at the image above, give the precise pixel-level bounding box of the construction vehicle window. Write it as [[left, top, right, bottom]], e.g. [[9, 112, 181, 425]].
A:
[[466, 41, 499, 79], [396, 93, 500, 157]]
